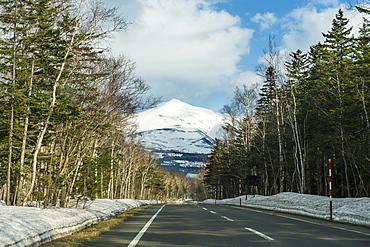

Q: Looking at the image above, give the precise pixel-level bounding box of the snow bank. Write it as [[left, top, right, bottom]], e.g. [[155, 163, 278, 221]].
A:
[[202, 192, 370, 227], [0, 199, 155, 247]]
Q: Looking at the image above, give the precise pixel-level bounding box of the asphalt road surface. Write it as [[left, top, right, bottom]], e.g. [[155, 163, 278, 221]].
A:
[[86, 203, 370, 247]]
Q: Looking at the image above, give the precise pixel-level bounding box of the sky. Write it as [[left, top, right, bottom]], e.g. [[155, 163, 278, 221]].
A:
[[102, 0, 367, 112]]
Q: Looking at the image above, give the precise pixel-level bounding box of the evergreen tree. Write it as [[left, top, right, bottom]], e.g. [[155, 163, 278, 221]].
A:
[[351, 18, 370, 196], [320, 9, 355, 197]]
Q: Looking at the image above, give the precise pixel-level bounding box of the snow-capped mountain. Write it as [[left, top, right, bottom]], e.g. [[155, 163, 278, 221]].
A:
[[135, 99, 224, 174]]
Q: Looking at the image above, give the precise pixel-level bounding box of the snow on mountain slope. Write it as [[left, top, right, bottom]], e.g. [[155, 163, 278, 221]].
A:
[[135, 99, 224, 139], [138, 128, 214, 154], [134, 99, 225, 174]]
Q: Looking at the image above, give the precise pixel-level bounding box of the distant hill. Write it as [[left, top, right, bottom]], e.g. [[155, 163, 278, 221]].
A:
[[134, 99, 224, 174]]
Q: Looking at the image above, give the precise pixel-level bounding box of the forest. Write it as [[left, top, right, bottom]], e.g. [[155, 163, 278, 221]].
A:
[[2, 0, 369, 207], [0, 0, 191, 207], [204, 6, 370, 199]]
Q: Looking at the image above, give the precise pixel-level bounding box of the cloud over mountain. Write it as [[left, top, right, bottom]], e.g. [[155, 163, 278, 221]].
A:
[[107, 0, 254, 103]]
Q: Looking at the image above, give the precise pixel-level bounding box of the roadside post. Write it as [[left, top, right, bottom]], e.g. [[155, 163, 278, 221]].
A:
[[239, 179, 242, 206], [328, 158, 333, 220]]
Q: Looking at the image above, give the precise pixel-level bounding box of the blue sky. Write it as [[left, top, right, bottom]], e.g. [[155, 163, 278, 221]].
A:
[[103, 0, 366, 112]]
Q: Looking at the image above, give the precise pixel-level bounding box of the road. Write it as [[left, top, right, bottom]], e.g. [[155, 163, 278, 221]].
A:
[[86, 203, 370, 247]]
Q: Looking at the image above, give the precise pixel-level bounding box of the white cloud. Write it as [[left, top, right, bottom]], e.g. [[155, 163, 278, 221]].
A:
[[233, 71, 263, 88], [282, 4, 366, 53], [108, 0, 254, 102], [251, 12, 277, 31], [282, 6, 339, 52]]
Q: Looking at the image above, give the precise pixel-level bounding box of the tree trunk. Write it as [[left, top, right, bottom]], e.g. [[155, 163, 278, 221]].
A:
[[276, 90, 284, 192], [15, 59, 35, 206], [107, 140, 115, 199], [6, 105, 14, 206]]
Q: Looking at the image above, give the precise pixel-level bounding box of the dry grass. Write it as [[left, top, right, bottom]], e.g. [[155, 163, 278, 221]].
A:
[[41, 204, 153, 247]]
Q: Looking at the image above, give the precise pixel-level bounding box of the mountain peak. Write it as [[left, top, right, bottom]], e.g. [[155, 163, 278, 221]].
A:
[[134, 99, 224, 174], [154, 99, 191, 114], [135, 99, 223, 139], [168, 98, 184, 104]]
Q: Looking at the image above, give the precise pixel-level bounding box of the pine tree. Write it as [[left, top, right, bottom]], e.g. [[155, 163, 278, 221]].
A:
[[351, 18, 370, 196], [0, 0, 49, 205], [321, 9, 355, 197]]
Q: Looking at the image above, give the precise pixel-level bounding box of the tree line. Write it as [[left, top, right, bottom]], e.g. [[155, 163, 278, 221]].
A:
[[204, 7, 370, 199], [0, 0, 187, 207]]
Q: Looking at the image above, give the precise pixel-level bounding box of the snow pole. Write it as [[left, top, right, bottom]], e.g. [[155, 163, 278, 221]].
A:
[[328, 158, 333, 220]]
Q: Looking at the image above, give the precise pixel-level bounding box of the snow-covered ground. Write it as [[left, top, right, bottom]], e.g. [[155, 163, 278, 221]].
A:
[[1, 192, 369, 247], [202, 192, 370, 227], [0, 199, 156, 247]]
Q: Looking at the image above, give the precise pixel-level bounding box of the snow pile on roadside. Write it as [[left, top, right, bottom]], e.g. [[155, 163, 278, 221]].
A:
[[0, 199, 155, 247], [202, 192, 370, 227]]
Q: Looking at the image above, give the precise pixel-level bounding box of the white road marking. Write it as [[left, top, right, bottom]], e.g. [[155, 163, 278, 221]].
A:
[[331, 226, 370, 237], [202, 207, 208, 210], [210, 210, 217, 214], [269, 213, 370, 237], [232, 205, 370, 237], [231, 206, 263, 213], [128, 205, 165, 247], [221, 216, 234, 221], [245, 227, 275, 241]]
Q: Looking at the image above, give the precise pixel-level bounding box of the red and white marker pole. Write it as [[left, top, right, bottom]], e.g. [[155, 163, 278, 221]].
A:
[[328, 158, 333, 220]]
